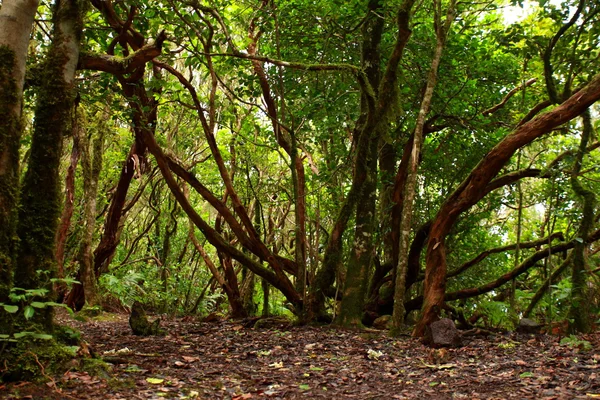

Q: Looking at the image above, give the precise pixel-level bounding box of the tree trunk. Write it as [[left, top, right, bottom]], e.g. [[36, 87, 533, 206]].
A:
[[77, 110, 105, 307], [261, 278, 270, 317], [14, 0, 82, 330], [0, 0, 40, 310], [391, 0, 455, 334], [93, 143, 141, 277], [335, 0, 385, 328], [55, 131, 80, 287], [159, 196, 178, 313], [568, 110, 595, 333], [415, 73, 600, 336], [337, 136, 379, 327], [241, 269, 256, 317]]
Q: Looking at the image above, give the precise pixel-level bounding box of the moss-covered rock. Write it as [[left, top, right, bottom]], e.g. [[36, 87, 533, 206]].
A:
[[129, 301, 165, 336]]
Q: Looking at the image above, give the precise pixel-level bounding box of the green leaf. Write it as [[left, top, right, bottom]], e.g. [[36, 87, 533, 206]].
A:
[[3, 305, 18, 313], [519, 372, 534, 378], [45, 302, 68, 308], [146, 378, 164, 384], [14, 331, 33, 339], [31, 302, 47, 308], [309, 366, 324, 371], [31, 333, 53, 340], [24, 306, 34, 320], [298, 384, 310, 391]]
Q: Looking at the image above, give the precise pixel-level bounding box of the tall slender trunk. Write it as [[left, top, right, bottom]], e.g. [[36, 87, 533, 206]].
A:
[[55, 131, 80, 285], [391, 0, 456, 334], [509, 151, 523, 313], [0, 0, 40, 309], [336, 0, 385, 328], [77, 111, 105, 307], [568, 110, 595, 333], [15, 0, 83, 330]]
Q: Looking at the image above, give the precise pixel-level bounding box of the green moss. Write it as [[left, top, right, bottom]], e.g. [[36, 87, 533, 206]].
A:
[[79, 358, 112, 379], [107, 377, 136, 390], [0, 46, 22, 315], [89, 312, 121, 322], [14, 0, 85, 332], [54, 325, 81, 345], [79, 305, 102, 317], [1, 339, 74, 382], [129, 301, 165, 336]]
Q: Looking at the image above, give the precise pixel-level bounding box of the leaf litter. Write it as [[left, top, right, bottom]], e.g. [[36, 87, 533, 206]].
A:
[[2, 313, 600, 399]]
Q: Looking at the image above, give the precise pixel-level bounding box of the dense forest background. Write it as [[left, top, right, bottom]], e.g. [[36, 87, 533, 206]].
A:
[[1, 0, 600, 350]]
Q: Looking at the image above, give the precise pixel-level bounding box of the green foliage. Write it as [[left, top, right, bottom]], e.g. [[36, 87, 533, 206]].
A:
[[560, 335, 592, 352], [99, 271, 147, 306], [478, 301, 512, 330]]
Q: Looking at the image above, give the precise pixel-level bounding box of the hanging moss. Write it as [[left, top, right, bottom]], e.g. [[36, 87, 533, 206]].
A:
[[0, 46, 22, 327]]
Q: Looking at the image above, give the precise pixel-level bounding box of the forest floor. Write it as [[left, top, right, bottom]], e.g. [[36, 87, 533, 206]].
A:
[[1, 312, 600, 400]]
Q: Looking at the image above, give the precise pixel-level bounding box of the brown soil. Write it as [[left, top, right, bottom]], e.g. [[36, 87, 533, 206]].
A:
[[1, 313, 599, 399]]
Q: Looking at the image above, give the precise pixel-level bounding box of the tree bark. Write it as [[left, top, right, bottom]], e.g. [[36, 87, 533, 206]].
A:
[[567, 110, 595, 333], [93, 143, 141, 277], [415, 72, 600, 336], [405, 229, 600, 313], [77, 110, 105, 307], [336, 0, 385, 328], [391, 0, 455, 334], [0, 0, 40, 309], [55, 131, 80, 285], [14, 0, 82, 330]]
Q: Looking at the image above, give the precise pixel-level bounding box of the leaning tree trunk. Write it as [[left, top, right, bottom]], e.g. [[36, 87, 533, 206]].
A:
[[415, 74, 600, 336], [14, 0, 83, 331], [0, 0, 40, 313], [391, 0, 455, 334]]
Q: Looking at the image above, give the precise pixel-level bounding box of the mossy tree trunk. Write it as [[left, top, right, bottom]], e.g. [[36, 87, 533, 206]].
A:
[[337, 0, 414, 328], [14, 0, 83, 330], [568, 110, 595, 334], [241, 269, 257, 317], [0, 0, 40, 319], [77, 110, 105, 307]]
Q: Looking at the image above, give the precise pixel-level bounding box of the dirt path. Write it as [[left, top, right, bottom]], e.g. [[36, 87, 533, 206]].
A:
[[2, 314, 599, 399]]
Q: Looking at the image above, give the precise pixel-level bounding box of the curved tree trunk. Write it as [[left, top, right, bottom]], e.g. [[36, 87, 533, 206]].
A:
[[415, 76, 600, 335]]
